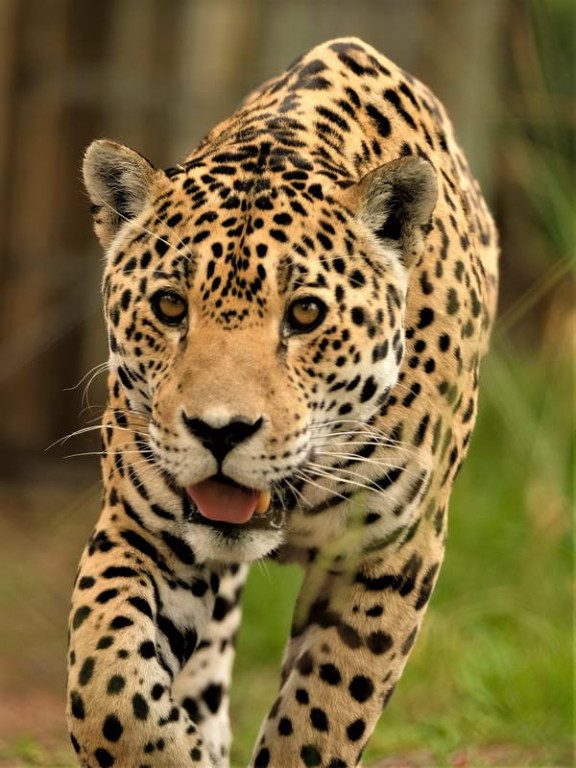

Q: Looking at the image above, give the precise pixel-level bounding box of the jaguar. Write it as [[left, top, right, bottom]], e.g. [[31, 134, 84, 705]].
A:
[[67, 37, 499, 768]]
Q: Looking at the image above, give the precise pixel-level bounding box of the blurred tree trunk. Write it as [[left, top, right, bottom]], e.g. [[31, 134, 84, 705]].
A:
[[0, 0, 73, 455], [0, 0, 113, 468], [417, 0, 503, 193]]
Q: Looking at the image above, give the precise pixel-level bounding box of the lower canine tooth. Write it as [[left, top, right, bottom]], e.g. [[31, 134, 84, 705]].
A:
[[255, 490, 271, 515]]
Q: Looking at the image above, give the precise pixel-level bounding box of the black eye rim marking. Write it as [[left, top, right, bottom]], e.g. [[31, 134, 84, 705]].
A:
[[150, 289, 188, 326], [284, 296, 328, 335]]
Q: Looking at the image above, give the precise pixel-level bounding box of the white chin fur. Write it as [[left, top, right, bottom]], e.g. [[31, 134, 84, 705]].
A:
[[185, 524, 285, 564]]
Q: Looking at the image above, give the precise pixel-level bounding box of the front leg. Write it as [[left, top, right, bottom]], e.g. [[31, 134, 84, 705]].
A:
[[173, 563, 248, 768], [252, 523, 443, 768], [67, 523, 219, 768]]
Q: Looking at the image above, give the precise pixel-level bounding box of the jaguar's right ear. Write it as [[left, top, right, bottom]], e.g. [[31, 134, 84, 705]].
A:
[[83, 140, 158, 249], [345, 156, 437, 269]]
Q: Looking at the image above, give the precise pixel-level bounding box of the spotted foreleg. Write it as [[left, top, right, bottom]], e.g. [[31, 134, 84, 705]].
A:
[[67, 533, 220, 768], [251, 525, 444, 768], [173, 563, 248, 768]]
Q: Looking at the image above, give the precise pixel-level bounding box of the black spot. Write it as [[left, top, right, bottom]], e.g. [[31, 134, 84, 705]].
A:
[[356, 552, 422, 595], [72, 605, 91, 630], [102, 714, 123, 742], [382, 683, 397, 708], [78, 657, 95, 686], [337, 623, 362, 649], [278, 716, 293, 735], [120, 289, 131, 311], [349, 269, 365, 287], [213, 596, 233, 622], [297, 651, 314, 676], [191, 579, 209, 597], [366, 104, 391, 137], [120, 529, 160, 565], [402, 382, 421, 408], [157, 614, 196, 664], [308, 183, 323, 199], [371, 466, 404, 491], [295, 688, 309, 705], [96, 589, 119, 604], [109, 616, 133, 630], [415, 564, 439, 609], [167, 213, 183, 227], [414, 414, 430, 446], [102, 566, 138, 579], [97, 635, 114, 650], [319, 663, 341, 686], [270, 228, 288, 243], [155, 239, 170, 257], [462, 398, 475, 423], [446, 287, 460, 314], [150, 503, 175, 521], [383, 88, 417, 129], [349, 675, 374, 703], [139, 641, 156, 659], [94, 748, 115, 767], [181, 697, 201, 722], [254, 747, 270, 767], [417, 307, 434, 329], [132, 693, 149, 720], [128, 596, 153, 618], [151, 684, 164, 701], [360, 376, 377, 402], [273, 212, 292, 226], [402, 626, 418, 655], [301, 745, 322, 767], [202, 683, 223, 714], [310, 707, 329, 731], [78, 576, 95, 590], [70, 691, 85, 719], [107, 675, 125, 695], [438, 334, 450, 351], [316, 104, 350, 131], [346, 718, 366, 741]]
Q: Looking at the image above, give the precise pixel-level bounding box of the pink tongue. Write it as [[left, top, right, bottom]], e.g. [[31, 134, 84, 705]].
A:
[[186, 478, 258, 524]]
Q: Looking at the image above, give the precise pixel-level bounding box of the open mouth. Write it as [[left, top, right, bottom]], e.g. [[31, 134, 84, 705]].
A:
[[186, 473, 272, 526]]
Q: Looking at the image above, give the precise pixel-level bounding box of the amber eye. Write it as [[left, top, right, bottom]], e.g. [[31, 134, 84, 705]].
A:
[[150, 290, 187, 326], [286, 297, 327, 334]]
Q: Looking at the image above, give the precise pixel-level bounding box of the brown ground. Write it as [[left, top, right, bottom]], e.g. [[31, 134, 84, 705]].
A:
[[0, 691, 560, 768]]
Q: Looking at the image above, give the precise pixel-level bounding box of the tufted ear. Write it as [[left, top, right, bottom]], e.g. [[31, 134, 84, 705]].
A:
[[351, 156, 437, 268], [83, 139, 158, 248]]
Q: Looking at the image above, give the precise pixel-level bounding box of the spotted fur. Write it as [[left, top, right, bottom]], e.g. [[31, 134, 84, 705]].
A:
[[67, 38, 498, 768]]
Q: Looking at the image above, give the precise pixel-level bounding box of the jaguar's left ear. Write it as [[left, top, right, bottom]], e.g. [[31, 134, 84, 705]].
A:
[[347, 156, 437, 268]]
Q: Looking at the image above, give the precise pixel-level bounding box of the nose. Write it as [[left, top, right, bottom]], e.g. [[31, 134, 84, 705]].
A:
[[182, 413, 264, 463]]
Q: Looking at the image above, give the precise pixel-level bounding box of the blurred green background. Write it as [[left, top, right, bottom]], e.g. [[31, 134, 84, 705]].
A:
[[0, 0, 572, 766]]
